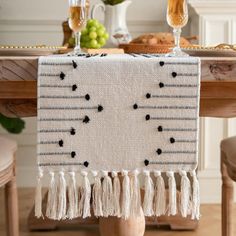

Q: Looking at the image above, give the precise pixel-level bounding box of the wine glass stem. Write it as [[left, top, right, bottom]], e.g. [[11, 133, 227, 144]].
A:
[[75, 31, 81, 52], [173, 28, 181, 50]]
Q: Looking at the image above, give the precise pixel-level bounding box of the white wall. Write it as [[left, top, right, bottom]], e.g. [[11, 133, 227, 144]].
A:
[[0, 0, 171, 46], [1, 0, 235, 204]]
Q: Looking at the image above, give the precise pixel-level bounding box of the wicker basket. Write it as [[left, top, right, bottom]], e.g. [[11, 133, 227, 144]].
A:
[[119, 43, 172, 54]]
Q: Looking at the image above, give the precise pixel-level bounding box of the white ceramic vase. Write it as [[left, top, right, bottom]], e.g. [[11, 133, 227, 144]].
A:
[[91, 1, 132, 47]]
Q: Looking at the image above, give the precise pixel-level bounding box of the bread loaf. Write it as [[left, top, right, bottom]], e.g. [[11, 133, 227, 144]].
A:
[[131, 32, 190, 46]]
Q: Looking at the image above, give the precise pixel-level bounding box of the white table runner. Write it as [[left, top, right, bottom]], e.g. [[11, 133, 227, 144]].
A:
[[36, 54, 200, 220]]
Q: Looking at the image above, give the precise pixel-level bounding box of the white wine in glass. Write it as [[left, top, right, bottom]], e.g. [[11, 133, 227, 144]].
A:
[[166, 0, 189, 57], [68, 0, 88, 54], [69, 6, 87, 32]]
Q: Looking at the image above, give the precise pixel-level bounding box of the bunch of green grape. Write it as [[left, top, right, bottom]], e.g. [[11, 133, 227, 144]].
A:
[[81, 19, 109, 49], [102, 0, 125, 6]]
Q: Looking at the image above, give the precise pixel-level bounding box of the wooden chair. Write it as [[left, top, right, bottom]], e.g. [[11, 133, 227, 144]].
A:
[[221, 136, 236, 236], [0, 136, 19, 236]]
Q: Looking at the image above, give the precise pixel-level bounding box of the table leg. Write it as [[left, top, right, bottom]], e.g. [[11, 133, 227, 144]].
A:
[[99, 174, 145, 236], [99, 209, 145, 236]]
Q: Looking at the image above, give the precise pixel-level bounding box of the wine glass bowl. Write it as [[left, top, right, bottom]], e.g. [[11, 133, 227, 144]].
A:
[[68, 0, 88, 54], [68, 6, 87, 33], [166, 0, 189, 57]]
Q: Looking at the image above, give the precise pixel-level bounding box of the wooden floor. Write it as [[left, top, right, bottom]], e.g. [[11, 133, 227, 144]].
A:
[[0, 188, 236, 236]]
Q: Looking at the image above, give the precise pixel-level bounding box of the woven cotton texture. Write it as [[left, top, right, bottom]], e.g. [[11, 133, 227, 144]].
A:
[[36, 54, 201, 220]]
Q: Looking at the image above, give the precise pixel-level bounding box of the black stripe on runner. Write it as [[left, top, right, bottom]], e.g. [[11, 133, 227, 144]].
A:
[[39, 118, 86, 122], [38, 116, 90, 123], [164, 84, 198, 88], [162, 128, 197, 132], [39, 129, 71, 133], [149, 116, 197, 121], [38, 152, 72, 156], [39, 95, 86, 99], [39, 73, 61, 77], [39, 141, 59, 145], [135, 105, 197, 110], [39, 62, 72, 66], [39, 105, 102, 111], [162, 62, 198, 66], [38, 160, 90, 167], [159, 151, 196, 154], [174, 73, 198, 77], [175, 139, 197, 143], [39, 106, 96, 110], [38, 162, 83, 167], [151, 95, 198, 99], [40, 85, 72, 88], [148, 161, 197, 165]]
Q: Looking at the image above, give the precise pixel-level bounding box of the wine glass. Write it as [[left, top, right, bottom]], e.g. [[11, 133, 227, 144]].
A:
[[166, 0, 189, 57], [68, 0, 87, 54]]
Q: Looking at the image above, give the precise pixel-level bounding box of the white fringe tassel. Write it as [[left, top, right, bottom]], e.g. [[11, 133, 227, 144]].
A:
[[102, 171, 113, 217], [122, 170, 131, 219], [167, 171, 177, 216], [81, 171, 91, 218], [78, 186, 83, 217], [191, 170, 200, 220], [67, 172, 78, 219], [46, 172, 58, 220], [130, 170, 141, 217], [92, 171, 103, 217], [143, 171, 154, 216], [112, 171, 121, 217], [35, 169, 43, 218], [153, 171, 166, 216], [57, 171, 67, 220], [179, 171, 191, 217], [37, 169, 200, 220]]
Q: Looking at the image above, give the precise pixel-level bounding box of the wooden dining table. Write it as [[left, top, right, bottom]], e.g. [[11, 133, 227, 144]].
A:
[[1, 55, 236, 232], [1, 56, 236, 118]]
